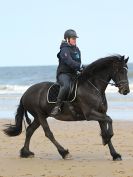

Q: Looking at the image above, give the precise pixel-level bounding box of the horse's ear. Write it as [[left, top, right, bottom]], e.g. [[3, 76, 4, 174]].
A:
[[121, 55, 125, 60], [125, 56, 129, 63]]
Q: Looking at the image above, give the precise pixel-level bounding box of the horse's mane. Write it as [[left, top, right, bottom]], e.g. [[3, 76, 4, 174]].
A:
[[81, 54, 122, 80]]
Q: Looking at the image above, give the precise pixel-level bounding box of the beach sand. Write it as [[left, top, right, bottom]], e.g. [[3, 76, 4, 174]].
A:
[[0, 119, 133, 177]]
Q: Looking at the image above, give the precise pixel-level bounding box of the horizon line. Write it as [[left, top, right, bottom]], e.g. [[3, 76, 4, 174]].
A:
[[0, 62, 133, 68]]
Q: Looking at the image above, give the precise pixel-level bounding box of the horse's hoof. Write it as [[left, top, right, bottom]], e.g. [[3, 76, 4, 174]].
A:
[[113, 154, 122, 161], [20, 148, 35, 158], [58, 149, 71, 159], [64, 153, 72, 160]]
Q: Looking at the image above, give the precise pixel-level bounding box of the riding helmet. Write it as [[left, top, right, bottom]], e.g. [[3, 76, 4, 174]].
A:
[[64, 29, 79, 40]]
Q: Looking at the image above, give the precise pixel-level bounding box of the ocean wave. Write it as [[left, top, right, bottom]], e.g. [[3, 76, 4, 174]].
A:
[[106, 83, 133, 93], [0, 83, 133, 94], [0, 85, 30, 94]]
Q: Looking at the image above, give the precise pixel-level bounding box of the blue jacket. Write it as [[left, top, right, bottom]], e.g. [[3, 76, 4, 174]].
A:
[[57, 41, 81, 76]]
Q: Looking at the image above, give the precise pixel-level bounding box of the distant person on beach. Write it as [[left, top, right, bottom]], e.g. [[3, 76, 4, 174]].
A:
[[51, 29, 82, 116]]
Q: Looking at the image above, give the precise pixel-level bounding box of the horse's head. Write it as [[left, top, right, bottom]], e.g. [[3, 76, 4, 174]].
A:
[[81, 54, 130, 95], [111, 56, 130, 95]]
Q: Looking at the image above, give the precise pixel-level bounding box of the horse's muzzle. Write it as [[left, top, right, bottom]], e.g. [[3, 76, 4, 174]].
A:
[[118, 84, 130, 95]]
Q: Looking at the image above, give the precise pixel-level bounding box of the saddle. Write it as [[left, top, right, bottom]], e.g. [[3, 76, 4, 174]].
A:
[[47, 80, 78, 104]]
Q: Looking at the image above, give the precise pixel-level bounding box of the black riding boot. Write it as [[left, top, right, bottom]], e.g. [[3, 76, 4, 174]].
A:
[[50, 99, 62, 116], [50, 73, 71, 116]]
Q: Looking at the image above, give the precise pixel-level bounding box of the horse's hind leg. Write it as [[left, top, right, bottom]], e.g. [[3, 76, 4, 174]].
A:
[[20, 119, 40, 158], [39, 117, 70, 159]]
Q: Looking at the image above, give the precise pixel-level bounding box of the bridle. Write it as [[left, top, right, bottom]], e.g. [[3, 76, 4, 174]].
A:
[[86, 66, 129, 105], [100, 66, 128, 88]]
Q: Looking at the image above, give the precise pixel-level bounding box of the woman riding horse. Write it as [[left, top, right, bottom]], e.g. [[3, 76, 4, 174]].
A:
[[51, 29, 82, 116]]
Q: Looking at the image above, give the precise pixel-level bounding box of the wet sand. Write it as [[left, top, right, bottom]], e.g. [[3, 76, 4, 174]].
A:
[[0, 119, 133, 177]]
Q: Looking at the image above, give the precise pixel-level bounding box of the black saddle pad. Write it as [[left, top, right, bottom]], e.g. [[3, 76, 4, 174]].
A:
[[47, 82, 78, 103]]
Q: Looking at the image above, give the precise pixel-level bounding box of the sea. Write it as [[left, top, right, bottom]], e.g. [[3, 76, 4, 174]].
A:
[[0, 65, 133, 120]]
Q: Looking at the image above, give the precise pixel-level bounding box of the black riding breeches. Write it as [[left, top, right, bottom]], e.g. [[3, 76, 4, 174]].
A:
[[57, 73, 73, 103]]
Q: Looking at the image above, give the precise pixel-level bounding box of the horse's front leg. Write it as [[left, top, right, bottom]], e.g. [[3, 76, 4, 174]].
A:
[[85, 109, 114, 139], [106, 116, 114, 138], [84, 110, 113, 145], [99, 121, 122, 161], [108, 140, 122, 161], [99, 116, 114, 144]]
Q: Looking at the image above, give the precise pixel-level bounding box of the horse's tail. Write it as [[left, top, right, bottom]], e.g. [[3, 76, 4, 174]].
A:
[[4, 98, 25, 136]]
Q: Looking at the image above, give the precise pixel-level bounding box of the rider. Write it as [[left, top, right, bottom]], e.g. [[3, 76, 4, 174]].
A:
[[50, 29, 82, 116]]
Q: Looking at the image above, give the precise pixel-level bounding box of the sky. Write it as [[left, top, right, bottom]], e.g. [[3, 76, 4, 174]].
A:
[[0, 0, 133, 66]]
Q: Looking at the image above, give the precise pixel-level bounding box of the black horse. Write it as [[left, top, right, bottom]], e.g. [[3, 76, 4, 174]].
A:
[[4, 54, 130, 161]]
